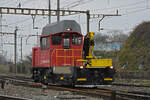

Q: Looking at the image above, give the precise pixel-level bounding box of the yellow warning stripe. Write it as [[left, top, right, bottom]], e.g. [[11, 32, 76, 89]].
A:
[[104, 78, 112, 81], [77, 78, 87, 81]]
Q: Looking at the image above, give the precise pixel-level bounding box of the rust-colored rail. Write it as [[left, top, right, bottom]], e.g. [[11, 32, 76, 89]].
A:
[[0, 95, 30, 100], [1, 75, 150, 100]]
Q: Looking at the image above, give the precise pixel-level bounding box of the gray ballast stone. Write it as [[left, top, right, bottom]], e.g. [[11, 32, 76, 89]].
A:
[[42, 20, 81, 35]]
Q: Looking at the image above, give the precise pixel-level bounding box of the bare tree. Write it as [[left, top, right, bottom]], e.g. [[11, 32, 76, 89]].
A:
[[107, 30, 128, 43], [0, 54, 7, 64], [94, 33, 109, 50]]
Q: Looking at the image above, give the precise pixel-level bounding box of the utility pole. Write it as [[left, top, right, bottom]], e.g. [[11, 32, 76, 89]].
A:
[[98, 10, 121, 31], [20, 37, 23, 73], [86, 10, 90, 33], [146, 0, 149, 8], [98, 16, 105, 31], [31, 15, 37, 29], [48, 0, 51, 24], [20, 37, 22, 63], [57, 0, 60, 22], [14, 27, 18, 74], [90, 10, 121, 31], [36, 32, 39, 45], [0, 13, 3, 54]]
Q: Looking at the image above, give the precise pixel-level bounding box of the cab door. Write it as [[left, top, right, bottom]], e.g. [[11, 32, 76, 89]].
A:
[[62, 35, 72, 66], [63, 35, 70, 49], [40, 36, 50, 67]]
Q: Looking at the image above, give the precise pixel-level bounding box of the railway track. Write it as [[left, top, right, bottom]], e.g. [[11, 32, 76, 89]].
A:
[[1, 75, 150, 100], [112, 82, 150, 88], [43, 84, 150, 100], [0, 95, 30, 100], [0, 75, 32, 82]]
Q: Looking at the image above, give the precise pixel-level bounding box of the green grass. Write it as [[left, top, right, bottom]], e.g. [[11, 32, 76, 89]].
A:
[[0, 73, 32, 78], [0, 64, 9, 73], [0, 64, 31, 78], [136, 81, 150, 86]]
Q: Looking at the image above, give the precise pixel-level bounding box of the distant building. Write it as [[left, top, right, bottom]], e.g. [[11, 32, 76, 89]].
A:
[[95, 42, 123, 51]]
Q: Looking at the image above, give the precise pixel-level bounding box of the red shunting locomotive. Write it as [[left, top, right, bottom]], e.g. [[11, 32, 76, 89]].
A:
[[32, 20, 115, 85]]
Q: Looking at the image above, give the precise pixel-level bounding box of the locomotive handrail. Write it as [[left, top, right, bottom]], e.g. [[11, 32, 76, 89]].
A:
[[50, 49, 82, 67], [55, 49, 82, 66], [56, 49, 82, 57], [50, 48, 56, 67]]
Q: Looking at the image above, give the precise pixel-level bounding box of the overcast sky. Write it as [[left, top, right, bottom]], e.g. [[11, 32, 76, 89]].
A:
[[0, 0, 150, 61]]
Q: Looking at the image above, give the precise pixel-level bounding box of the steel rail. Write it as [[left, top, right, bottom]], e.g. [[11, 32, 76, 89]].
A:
[[1, 75, 150, 100], [0, 95, 30, 100], [112, 83, 150, 88]]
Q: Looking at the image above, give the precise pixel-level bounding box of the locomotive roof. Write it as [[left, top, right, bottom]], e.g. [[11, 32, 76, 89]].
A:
[[42, 20, 81, 35]]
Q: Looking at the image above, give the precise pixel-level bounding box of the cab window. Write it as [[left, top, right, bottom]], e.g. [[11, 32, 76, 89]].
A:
[[51, 35, 61, 45], [40, 37, 49, 50], [63, 36, 70, 49], [72, 35, 82, 45]]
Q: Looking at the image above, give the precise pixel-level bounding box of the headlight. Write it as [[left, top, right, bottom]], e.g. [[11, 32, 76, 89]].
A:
[[110, 66, 113, 69], [80, 66, 83, 69]]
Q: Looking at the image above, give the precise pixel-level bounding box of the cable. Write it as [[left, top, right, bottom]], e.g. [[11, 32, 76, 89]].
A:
[[20, 16, 45, 29], [120, 4, 147, 11], [0, 0, 13, 5], [61, 0, 81, 8], [91, 0, 146, 12], [8, 17, 31, 26], [123, 7, 150, 15], [90, 0, 150, 16], [21, 0, 36, 5], [18, 0, 42, 8], [69, 0, 95, 9], [62, 0, 95, 9], [21, 0, 30, 4]]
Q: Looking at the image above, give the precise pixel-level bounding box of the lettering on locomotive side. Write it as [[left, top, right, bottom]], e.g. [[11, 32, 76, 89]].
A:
[[40, 60, 50, 64]]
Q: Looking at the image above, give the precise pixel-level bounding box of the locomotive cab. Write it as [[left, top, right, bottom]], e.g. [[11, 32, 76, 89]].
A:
[[38, 32, 83, 67], [32, 31, 84, 85]]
